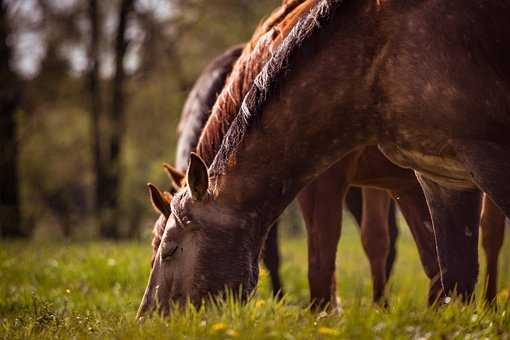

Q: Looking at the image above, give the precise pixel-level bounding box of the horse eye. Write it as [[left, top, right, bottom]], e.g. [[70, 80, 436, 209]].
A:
[[161, 244, 179, 261]]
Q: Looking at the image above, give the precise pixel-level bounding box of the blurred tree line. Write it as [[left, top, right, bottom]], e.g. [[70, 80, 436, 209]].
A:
[[0, 0, 279, 240]]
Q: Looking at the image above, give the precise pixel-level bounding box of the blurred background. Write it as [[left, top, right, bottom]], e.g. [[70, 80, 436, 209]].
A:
[[0, 0, 305, 241]]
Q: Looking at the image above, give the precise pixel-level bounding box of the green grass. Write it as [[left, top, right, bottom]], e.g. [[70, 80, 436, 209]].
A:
[[2, 219, 510, 339]]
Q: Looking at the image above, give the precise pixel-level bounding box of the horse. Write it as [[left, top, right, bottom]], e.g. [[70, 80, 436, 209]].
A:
[[155, 43, 400, 300], [139, 0, 510, 316], [139, 0, 436, 315], [162, 32, 508, 307], [142, 1, 430, 314]]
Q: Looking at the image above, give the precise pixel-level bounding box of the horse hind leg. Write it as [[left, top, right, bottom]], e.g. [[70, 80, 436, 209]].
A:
[[261, 221, 284, 299], [452, 140, 510, 301], [480, 195, 506, 302], [452, 140, 510, 220], [359, 187, 392, 305], [416, 173, 482, 303]]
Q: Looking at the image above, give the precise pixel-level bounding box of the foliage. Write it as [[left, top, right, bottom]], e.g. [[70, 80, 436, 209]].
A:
[[8, 0, 281, 238], [2, 221, 510, 338]]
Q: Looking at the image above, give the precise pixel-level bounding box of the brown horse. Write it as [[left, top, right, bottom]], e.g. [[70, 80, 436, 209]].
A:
[[139, 0, 438, 316], [153, 43, 506, 307], [139, 0, 510, 315], [157, 43, 400, 300], [171, 40, 507, 303], [144, 2, 429, 312]]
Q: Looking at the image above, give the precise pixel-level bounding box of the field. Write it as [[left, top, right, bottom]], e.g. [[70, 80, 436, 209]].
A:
[[2, 218, 510, 339]]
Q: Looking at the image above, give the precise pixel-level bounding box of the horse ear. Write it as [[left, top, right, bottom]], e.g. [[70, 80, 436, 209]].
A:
[[147, 183, 171, 217], [163, 191, 173, 203], [163, 163, 186, 190], [186, 153, 209, 201]]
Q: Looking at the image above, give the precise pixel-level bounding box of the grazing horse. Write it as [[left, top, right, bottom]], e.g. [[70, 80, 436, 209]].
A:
[[139, 0, 438, 316], [139, 0, 510, 316], [154, 43, 400, 299]]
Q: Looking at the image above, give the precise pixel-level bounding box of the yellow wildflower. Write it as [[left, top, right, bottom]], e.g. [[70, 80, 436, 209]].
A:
[[318, 327, 340, 336], [211, 322, 228, 332], [255, 300, 266, 308]]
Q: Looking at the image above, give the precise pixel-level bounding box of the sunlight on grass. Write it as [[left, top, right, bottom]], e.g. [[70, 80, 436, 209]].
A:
[[1, 220, 510, 338]]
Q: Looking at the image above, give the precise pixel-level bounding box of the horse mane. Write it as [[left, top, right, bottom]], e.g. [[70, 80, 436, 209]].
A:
[[196, 0, 320, 167], [175, 44, 244, 172], [210, 0, 342, 175]]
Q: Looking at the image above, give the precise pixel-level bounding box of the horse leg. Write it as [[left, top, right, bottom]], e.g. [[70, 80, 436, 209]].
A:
[[298, 163, 350, 311], [392, 185, 442, 305], [480, 195, 506, 302], [451, 141, 510, 300], [262, 221, 284, 298], [346, 187, 399, 285], [359, 187, 392, 305], [386, 200, 399, 281], [416, 174, 482, 302]]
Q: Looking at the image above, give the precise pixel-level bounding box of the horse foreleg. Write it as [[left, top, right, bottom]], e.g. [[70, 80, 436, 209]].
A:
[[480, 195, 506, 302], [359, 187, 392, 305], [346, 187, 399, 291], [416, 174, 482, 303], [298, 163, 349, 311], [261, 221, 284, 299]]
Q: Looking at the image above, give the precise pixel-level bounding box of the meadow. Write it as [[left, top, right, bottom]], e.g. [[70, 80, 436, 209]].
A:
[[2, 217, 510, 339]]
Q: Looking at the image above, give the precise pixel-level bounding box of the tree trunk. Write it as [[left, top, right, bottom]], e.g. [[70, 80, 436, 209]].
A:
[[87, 0, 107, 237], [99, 0, 135, 239], [0, 0, 25, 238]]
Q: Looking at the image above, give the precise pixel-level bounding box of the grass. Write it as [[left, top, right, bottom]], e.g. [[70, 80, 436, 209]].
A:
[[2, 218, 510, 339]]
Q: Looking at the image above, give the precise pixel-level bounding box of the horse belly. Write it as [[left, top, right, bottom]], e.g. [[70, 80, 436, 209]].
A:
[[378, 143, 476, 190]]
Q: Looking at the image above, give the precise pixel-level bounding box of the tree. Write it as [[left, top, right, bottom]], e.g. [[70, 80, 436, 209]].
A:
[[0, 0, 25, 237], [86, 0, 106, 237], [99, 0, 135, 238]]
